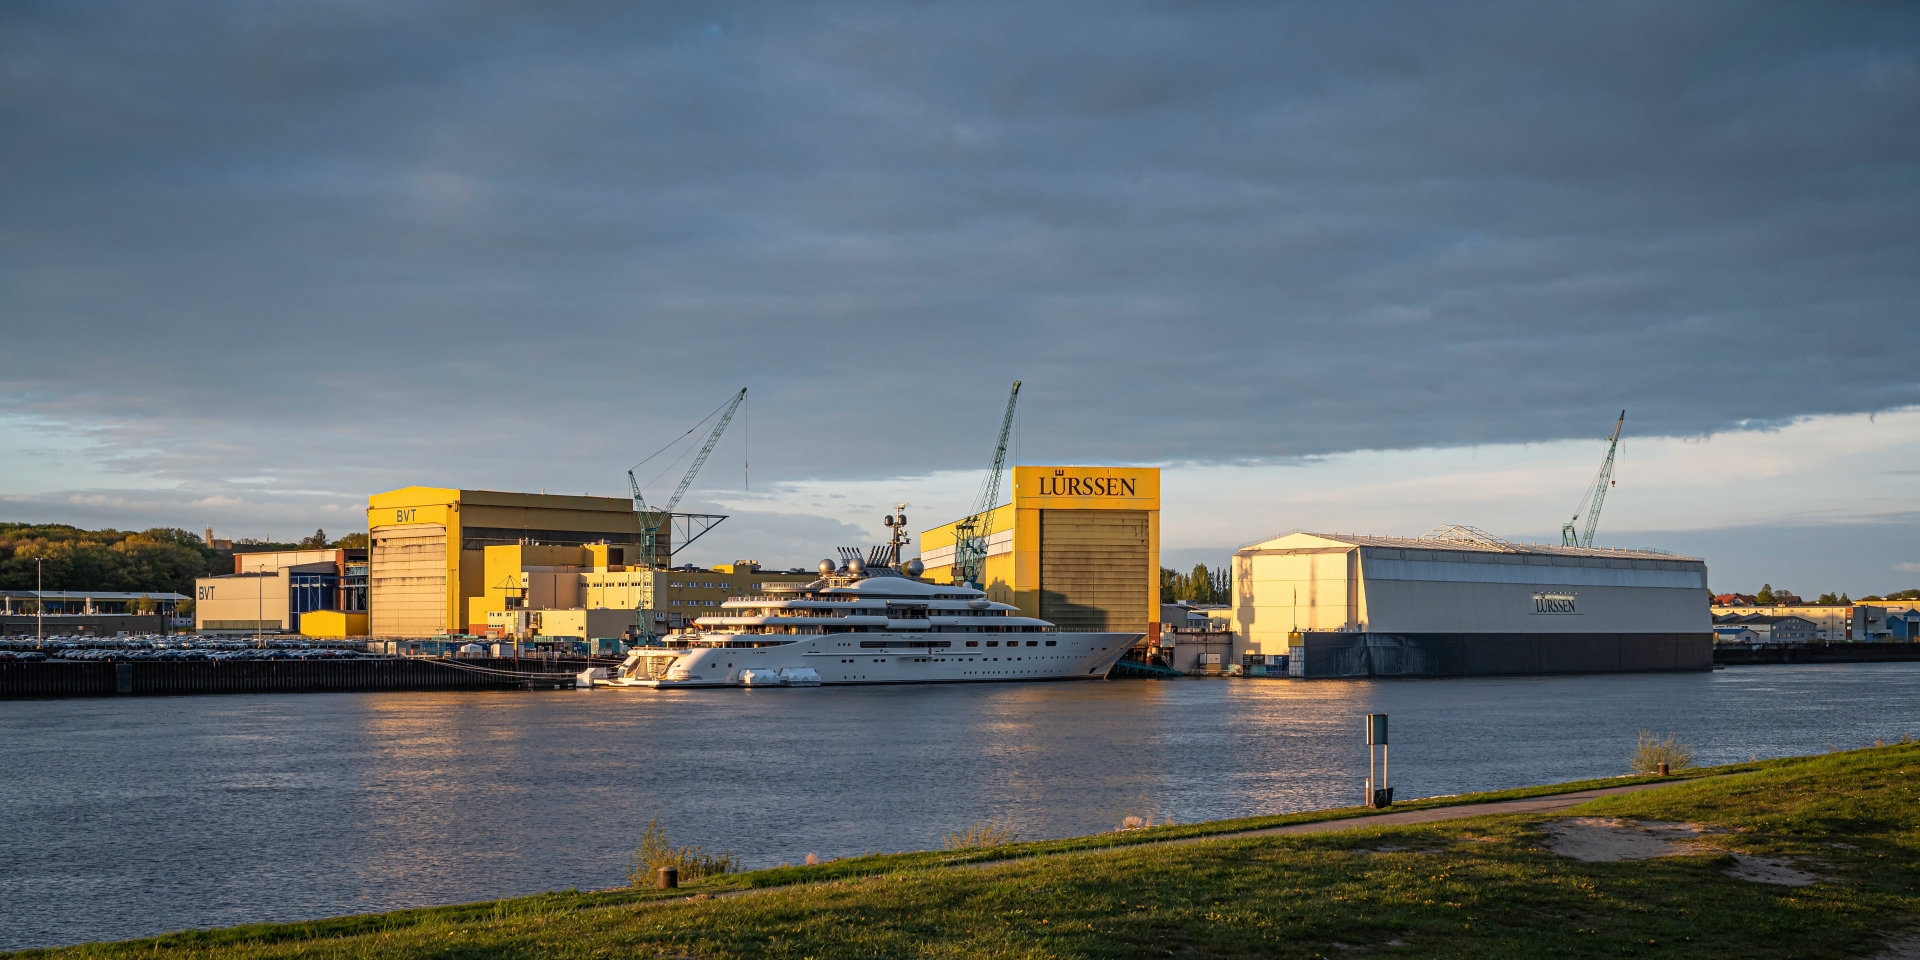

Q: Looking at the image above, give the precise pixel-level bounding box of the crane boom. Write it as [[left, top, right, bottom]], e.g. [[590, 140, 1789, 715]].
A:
[[665, 388, 747, 516], [624, 388, 746, 647], [1561, 410, 1625, 549], [951, 381, 1021, 588], [628, 387, 747, 563]]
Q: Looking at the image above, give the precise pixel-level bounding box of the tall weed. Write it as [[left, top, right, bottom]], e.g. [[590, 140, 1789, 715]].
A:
[[944, 822, 1018, 849], [1630, 730, 1695, 774], [626, 817, 737, 885]]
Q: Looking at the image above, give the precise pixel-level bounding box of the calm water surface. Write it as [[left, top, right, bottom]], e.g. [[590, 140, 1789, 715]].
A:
[[3, 663, 1917, 949]]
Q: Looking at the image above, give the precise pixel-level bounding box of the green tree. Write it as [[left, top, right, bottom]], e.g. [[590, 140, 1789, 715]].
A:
[[0, 523, 219, 595], [1160, 564, 1232, 605], [1185, 563, 1213, 603], [299, 529, 330, 548], [332, 532, 369, 549], [1756, 583, 1775, 604]]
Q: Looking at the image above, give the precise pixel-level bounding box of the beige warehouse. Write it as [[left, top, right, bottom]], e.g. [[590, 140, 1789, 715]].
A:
[[1232, 527, 1712, 677]]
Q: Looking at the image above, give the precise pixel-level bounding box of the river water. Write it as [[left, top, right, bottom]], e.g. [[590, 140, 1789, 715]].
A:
[[3, 663, 1917, 950]]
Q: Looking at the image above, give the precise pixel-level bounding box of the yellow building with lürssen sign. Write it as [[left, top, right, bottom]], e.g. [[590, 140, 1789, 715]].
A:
[[920, 466, 1159, 634]]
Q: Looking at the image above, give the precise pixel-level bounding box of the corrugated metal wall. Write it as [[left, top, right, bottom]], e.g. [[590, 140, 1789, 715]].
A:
[[1039, 509, 1148, 632], [370, 524, 448, 637]]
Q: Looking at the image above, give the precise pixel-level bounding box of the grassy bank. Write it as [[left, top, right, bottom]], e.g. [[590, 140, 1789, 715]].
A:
[[15, 746, 1920, 958]]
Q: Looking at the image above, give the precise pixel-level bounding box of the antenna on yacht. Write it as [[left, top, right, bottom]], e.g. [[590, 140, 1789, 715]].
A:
[[880, 504, 909, 569]]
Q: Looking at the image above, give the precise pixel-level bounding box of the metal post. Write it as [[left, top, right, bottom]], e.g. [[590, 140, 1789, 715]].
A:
[[37, 557, 44, 649], [1365, 713, 1390, 808], [1368, 743, 1376, 805]]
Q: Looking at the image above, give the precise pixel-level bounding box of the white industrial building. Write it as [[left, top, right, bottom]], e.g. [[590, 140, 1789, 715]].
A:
[[1231, 527, 1712, 677]]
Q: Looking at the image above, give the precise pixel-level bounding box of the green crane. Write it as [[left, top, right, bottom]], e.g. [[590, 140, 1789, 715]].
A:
[[951, 381, 1021, 588], [627, 388, 747, 640], [1562, 410, 1625, 549]]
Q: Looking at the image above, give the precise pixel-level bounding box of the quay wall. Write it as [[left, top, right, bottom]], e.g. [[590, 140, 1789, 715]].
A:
[[1714, 643, 1920, 666], [1291, 631, 1713, 678], [0, 657, 593, 700]]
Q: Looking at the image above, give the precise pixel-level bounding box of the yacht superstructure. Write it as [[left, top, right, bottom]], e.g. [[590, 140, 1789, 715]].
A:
[[605, 509, 1139, 688]]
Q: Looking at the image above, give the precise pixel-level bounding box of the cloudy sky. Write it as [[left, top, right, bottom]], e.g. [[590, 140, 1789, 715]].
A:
[[3, 1, 1916, 593]]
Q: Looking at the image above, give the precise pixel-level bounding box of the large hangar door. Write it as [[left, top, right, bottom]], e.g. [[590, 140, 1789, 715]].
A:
[[1040, 509, 1148, 633], [371, 524, 448, 638]]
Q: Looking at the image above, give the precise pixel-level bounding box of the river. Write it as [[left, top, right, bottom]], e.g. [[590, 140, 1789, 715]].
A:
[[3, 663, 1917, 950]]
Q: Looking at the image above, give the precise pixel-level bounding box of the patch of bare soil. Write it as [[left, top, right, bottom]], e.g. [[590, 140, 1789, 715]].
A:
[[1867, 933, 1920, 959], [1538, 818, 1822, 886], [1723, 855, 1820, 886], [1539, 818, 1721, 861]]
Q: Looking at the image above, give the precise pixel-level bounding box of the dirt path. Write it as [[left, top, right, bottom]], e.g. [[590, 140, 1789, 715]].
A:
[[938, 778, 1714, 872], [1216, 780, 1703, 841]]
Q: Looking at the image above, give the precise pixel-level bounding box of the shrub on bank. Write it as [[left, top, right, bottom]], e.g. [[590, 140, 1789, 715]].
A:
[[944, 821, 1017, 849], [1631, 730, 1695, 773], [627, 817, 736, 884]]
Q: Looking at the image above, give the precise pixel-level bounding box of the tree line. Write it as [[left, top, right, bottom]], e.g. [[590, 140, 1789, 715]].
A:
[[0, 524, 222, 596], [1160, 564, 1231, 605], [0, 523, 367, 596]]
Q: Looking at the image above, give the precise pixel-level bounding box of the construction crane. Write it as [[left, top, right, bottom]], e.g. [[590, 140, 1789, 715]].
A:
[[627, 388, 747, 639], [1562, 410, 1625, 549], [951, 381, 1021, 588]]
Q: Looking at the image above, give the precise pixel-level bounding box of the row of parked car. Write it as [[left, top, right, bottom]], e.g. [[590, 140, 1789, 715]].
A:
[[0, 634, 370, 662], [28, 648, 369, 662]]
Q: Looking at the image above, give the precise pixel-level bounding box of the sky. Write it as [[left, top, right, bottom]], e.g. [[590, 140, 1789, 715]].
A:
[[2, 1, 1917, 594]]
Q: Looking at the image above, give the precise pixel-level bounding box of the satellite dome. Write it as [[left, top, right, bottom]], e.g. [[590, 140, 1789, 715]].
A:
[[904, 558, 924, 577], [847, 557, 866, 575], [818, 559, 836, 576]]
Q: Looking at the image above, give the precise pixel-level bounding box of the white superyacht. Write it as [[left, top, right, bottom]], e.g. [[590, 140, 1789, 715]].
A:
[[605, 518, 1139, 689]]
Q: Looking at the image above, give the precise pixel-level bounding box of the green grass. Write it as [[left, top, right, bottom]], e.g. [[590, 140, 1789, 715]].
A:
[[14, 746, 1920, 958]]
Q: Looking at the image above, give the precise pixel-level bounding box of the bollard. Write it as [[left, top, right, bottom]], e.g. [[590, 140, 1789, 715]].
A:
[[656, 866, 678, 889], [1656, 762, 1669, 777]]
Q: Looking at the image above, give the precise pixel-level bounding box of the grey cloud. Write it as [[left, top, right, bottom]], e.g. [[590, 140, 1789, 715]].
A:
[[2, 0, 1917, 509]]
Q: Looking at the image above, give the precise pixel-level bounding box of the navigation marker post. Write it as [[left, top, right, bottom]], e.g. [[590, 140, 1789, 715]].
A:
[[1365, 713, 1392, 808]]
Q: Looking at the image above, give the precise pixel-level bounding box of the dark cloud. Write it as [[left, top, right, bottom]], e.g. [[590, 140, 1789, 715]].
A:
[[2, 0, 1917, 501]]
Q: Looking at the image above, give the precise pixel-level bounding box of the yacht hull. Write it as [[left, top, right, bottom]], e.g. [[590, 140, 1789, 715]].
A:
[[612, 631, 1140, 688]]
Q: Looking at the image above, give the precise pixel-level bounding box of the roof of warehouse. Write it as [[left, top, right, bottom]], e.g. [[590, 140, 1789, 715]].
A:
[[1241, 527, 1701, 563]]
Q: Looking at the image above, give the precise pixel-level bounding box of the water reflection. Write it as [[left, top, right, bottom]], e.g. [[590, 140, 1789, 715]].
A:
[[1, 663, 1916, 949]]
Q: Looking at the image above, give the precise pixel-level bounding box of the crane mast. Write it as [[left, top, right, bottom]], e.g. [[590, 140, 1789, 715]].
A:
[[1562, 410, 1625, 549], [951, 381, 1021, 588], [627, 388, 747, 642]]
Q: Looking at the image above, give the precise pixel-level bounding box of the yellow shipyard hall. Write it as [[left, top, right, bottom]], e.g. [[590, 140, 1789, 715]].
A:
[[920, 466, 1160, 635]]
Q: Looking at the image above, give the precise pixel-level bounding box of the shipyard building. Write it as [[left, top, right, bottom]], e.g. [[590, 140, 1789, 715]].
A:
[[367, 487, 657, 638], [921, 466, 1160, 635], [193, 547, 368, 637], [1232, 527, 1712, 677], [358, 486, 816, 644]]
